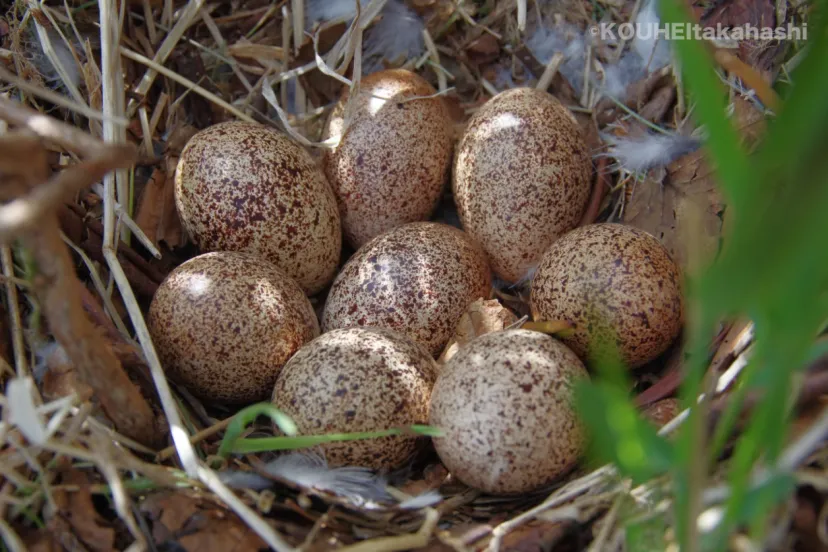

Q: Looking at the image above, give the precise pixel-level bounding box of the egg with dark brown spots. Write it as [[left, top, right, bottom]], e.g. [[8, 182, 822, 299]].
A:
[[147, 252, 319, 404], [271, 327, 437, 469], [530, 223, 684, 368], [175, 121, 341, 295], [452, 87, 592, 284], [322, 222, 492, 357], [430, 329, 589, 494], [322, 69, 453, 248]]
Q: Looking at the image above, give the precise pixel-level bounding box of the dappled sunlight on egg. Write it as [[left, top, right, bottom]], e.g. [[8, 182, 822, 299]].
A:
[[322, 222, 492, 357], [148, 252, 319, 404], [453, 88, 592, 284], [322, 69, 454, 248], [175, 122, 341, 295]]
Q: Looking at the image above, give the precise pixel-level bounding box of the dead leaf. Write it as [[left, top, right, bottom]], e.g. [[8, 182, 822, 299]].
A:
[[52, 466, 115, 552], [638, 85, 676, 124], [438, 299, 518, 363], [134, 166, 185, 248], [398, 464, 449, 497], [732, 96, 767, 148], [20, 529, 60, 552], [624, 151, 725, 273], [498, 519, 573, 551], [465, 35, 500, 64], [699, 0, 781, 69], [642, 398, 681, 427], [40, 343, 94, 403], [140, 491, 269, 552]]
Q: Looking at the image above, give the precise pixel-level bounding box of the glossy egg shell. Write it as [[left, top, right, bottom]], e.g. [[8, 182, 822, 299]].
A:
[[174, 121, 342, 295], [147, 251, 319, 404], [323, 69, 453, 248], [322, 222, 492, 357], [272, 327, 437, 470], [430, 329, 589, 494], [530, 223, 684, 368], [453, 87, 592, 283]]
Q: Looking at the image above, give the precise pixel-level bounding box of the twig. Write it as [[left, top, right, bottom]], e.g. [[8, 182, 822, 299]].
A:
[[155, 415, 233, 461], [713, 50, 780, 111], [1, 247, 27, 376], [486, 467, 614, 551], [125, 0, 207, 117], [0, 518, 26, 552], [516, 0, 526, 32], [0, 132, 162, 447], [0, 66, 126, 125], [60, 232, 130, 338], [337, 507, 440, 552], [536, 52, 564, 92], [120, 46, 257, 123], [579, 157, 609, 226]]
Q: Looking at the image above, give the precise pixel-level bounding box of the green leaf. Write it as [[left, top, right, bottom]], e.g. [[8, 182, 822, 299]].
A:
[[575, 380, 674, 483], [218, 403, 298, 458], [626, 513, 669, 552], [227, 425, 443, 454], [657, 0, 752, 208]]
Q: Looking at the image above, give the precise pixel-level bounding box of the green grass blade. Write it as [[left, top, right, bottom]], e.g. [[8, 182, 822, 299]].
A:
[[218, 403, 298, 458]]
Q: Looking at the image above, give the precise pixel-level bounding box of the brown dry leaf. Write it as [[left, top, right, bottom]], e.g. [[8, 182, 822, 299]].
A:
[[20, 529, 60, 552], [699, 0, 781, 69], [398, 464, 449, 497], [140, 491, 268, 552], [134, 166, 184, 248], [40, 343, 94, 402], [51, 466, 116, 552], [438, 299, 518, 363], [134, 124, 196, 249], [498, 520, 573, 551], [623, 151, 726, 273], [642, 398, 681, 427], [732, 95, 767, 148]]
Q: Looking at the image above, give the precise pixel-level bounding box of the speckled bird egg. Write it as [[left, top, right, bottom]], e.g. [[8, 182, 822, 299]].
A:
[[452, 87, 592, 284], [147, 252, 319, 404], [321, 222, 492, 357], [271, 327, 437, 470], [175, 121, 342, 295], [430, 329, 589, 494], [322, 69, 453, 248], [530, 223, 684, 368]]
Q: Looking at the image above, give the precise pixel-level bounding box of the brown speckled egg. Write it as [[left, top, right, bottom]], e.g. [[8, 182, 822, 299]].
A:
[[322, 69, 453, 248], [430, 329, 589, 494], [175, 121, 341, 295], [321, 222, 491, 357], [530, 223, 684, 368], [147, 252, 319, 404], [271, 327, 437, 470], [452, 87, 592, 284]]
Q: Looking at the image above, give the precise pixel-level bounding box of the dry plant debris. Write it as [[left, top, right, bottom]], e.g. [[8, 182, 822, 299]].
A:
[[0, 0, 824, 551]]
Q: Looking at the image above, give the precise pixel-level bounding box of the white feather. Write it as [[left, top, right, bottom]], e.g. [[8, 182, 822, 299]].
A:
[[221, 452, 392, 505], [527, 5, 672, 100], [306, 0, 359, 23], [632, 0, 672, 71], [306, 0, 425, 74], [397, 490, 442, 510], [526, 23, 586, 96], [595, 51, 649, 99], [601, 132, 700, 173]]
